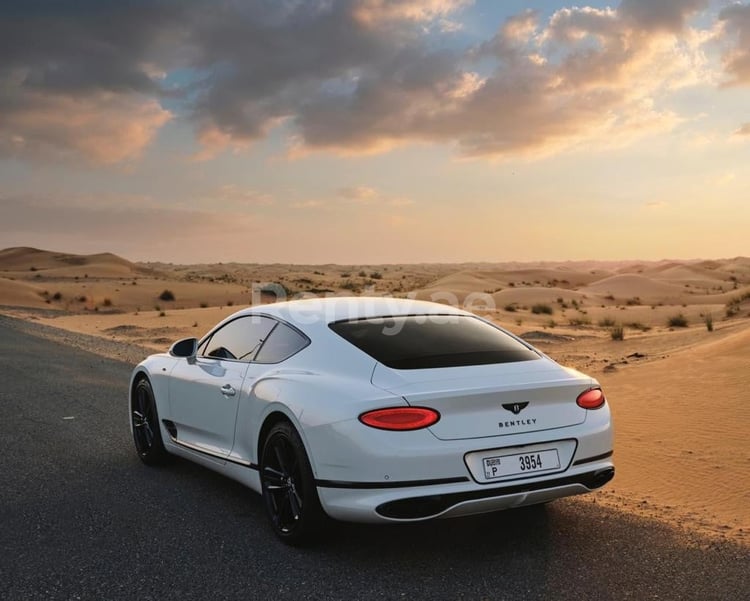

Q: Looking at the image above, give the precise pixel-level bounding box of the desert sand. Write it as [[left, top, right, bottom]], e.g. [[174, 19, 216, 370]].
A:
[[2, 246, 748, 545]]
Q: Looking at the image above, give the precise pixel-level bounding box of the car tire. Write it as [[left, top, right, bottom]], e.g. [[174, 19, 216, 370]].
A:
[[260, 421, 326, 544], [131, 377, 168, 465]]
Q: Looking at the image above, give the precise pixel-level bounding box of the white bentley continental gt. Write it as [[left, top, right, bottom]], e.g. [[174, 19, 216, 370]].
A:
[[129, 297, 614, 543]]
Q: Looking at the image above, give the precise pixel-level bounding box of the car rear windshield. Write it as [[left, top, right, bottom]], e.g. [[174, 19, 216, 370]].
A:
[[329, 315, 540, 369]]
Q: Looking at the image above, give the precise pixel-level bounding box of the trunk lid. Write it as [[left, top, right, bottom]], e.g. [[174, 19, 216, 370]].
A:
[[371, 359, 591, 440]]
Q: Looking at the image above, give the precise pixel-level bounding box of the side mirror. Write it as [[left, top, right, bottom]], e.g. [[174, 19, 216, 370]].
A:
[[169, 337, 198, 359]]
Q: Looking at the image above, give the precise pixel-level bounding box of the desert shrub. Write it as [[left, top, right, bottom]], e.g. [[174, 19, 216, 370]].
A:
[[102, 298, 113, 307], [504, 304, 517, 312], [358, 270, 367, 277], [531, 303, 553, 315], [29, 266, 37, 271], [227, 300, 234, 306], [546, 319, 557, 328], [667, 314, 688, 328], [625, 322, 652, 332], [610, 325, 624, 341], [340, 272, 351, 278], [200, 302, 208, 308], [626, 297, 641, 306], [569, 317, 591, 326], [154, 304, 161, 312], [77, 295, 87, 303], [159, 311, 166, 317], [340, 280, 360, 292], [598, 317, 616, 327], [604, 294, 615, 301], [370, 272, 383, 280], [705, 313, 714, 332], [159, 289, 175, 301]]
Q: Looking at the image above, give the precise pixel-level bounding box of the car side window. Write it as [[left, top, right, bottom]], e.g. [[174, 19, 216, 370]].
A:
[[254, 322, 309, 363], [202, 316, 276, 362]]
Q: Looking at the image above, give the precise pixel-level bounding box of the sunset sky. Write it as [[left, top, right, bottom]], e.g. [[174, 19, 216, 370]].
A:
[[1, 0, 749, 264]]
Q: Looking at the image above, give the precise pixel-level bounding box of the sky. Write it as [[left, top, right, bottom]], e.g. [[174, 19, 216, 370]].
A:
[[1, 0, 749, 264]]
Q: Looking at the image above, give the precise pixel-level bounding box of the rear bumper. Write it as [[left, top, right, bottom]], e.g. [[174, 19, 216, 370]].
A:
[[375, 466, 614, 519], [317, 460, 614, 523]]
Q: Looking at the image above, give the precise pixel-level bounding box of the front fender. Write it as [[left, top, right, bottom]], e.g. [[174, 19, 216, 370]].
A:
[[128, 354, 177, 431]]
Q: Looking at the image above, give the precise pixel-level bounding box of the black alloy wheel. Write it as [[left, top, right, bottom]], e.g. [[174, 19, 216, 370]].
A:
[[260, 421, 326, 544], [131, 377, 167, 465]]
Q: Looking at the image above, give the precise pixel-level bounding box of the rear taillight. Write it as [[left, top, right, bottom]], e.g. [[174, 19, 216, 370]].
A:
[[577, 388, 606, 409], [359, 407, 440, 431]]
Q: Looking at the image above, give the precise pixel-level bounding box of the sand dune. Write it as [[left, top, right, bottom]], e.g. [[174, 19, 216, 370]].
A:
[[491, 286, 589, 306], [421, 270, 503, 295], [0, 247, 148, 277], [487, 267, 612, 286], [581, 274, 689, 300], [0, 277, 52, 308], [594, 325, 750, 544], [649, 264, 729, 283]]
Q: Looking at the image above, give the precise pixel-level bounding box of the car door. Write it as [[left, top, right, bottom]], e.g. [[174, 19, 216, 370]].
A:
[[168, 315, 276, 457], [228, 319, 311, 464]]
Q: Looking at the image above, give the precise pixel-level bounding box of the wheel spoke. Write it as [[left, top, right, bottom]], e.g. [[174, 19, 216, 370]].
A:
[[132, 411, 146, 427], [143, 422, 154, 446], [262, 466, 286, 487], [288, 489, 301, 520], [273, 443, 289, 475]]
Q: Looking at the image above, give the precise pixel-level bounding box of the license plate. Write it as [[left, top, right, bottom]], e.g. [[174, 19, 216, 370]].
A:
[[482, 448, 561, 480]]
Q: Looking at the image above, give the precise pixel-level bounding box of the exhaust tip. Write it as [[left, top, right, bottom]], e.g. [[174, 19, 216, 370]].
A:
[[590, 467, 615, 489]]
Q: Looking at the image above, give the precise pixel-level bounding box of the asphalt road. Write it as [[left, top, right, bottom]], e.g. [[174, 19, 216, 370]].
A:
[[1, 316, 748, 601]]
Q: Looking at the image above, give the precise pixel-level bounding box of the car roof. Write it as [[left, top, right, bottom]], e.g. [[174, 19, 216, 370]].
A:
[[229, 296, 470, 328]]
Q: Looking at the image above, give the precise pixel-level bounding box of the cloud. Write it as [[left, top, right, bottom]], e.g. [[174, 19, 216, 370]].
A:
[[337, 185, 414, 206], [0, 91, 171, 164], [0, 1, 186, 96], [211, 185, 274, 206], [0, 0, 187, 163], [719, 3, 750, 86], [0, 0, 723, 164], [287, 2, 712, 158], [338, 186, 378, 202], [734, 122, 750, 135], [619, 0, 708, 33], [351, 0, 470, 26], [290, 199, 328, 210]]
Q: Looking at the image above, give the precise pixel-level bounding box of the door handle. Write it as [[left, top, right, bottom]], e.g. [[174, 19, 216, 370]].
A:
[[220, 384, 236, 397]]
